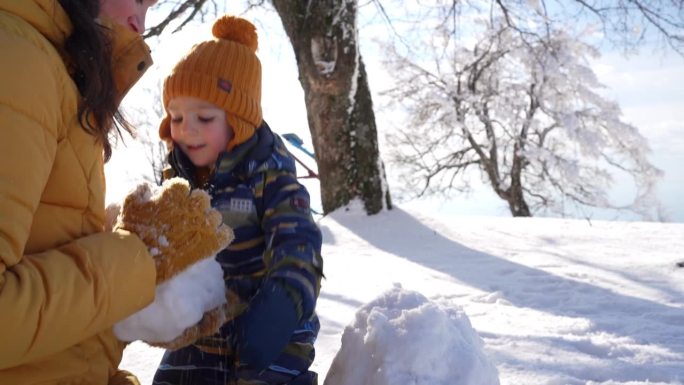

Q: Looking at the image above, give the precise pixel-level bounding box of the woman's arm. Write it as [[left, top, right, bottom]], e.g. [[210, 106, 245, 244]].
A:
[[0, 30, 156, 370]]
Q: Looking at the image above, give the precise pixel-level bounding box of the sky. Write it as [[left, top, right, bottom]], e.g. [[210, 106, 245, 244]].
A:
[[121, 201, 684, 384], [588, 51, 684, 222], [107, 2, 684, 223]]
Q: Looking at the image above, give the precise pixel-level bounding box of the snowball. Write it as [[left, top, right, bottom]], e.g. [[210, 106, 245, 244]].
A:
[[113, 256, 226, 343]]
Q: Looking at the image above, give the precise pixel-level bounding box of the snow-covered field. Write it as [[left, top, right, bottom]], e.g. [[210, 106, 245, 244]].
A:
[[121, 202, 684, 384]]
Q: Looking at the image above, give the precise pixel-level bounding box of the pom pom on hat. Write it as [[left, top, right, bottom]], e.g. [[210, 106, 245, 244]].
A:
[[212, 15, 258, 52]]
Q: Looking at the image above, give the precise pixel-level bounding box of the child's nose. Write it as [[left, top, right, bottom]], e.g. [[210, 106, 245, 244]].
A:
[[180, 119, 198, 134]]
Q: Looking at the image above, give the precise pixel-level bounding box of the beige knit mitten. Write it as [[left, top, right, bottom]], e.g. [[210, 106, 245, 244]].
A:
[[113, 178, 234, 349]]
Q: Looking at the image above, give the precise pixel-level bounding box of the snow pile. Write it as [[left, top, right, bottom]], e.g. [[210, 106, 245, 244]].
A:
[[323, 285, 500, 385]]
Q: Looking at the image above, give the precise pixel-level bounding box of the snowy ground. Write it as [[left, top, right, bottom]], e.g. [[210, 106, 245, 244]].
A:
[[121, 202, 684, 384]]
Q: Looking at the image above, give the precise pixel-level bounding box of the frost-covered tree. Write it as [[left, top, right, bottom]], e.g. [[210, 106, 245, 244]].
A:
[[147, 0, 684, 53], [487, 0, 684, 55], [383, 21, 662, 218], [124, 79, 167, 186]]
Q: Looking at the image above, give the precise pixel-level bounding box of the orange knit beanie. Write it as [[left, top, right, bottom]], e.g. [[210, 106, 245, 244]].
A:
[[159, 15, 262, 150]]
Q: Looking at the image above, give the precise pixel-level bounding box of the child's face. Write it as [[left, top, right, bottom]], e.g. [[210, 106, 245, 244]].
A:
[[168, 96, 233, 169]]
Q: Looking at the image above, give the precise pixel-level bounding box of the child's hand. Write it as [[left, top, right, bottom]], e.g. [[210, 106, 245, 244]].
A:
[[112, 178, 234, 349], [233, 280, 300, 371]]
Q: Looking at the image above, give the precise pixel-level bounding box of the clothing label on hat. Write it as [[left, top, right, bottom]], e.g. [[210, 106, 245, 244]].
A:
[[218, 78, 232, 93]]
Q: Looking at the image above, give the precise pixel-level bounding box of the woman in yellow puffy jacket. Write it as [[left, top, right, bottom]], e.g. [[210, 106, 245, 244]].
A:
[[0, 0, 158, 384]]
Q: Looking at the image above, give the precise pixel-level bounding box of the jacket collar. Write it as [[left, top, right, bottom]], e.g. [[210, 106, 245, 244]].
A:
[[102, 17, 153, 101], [0, 0, 152, 101], [212, 122, 297, 187]]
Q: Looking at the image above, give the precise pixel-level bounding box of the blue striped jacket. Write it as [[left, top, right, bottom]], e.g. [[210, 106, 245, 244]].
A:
[[163, 122, 323, 374]]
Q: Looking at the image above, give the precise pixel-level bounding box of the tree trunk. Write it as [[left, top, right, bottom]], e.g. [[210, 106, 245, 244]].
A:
[[508, 147, 531, 217], [507, 182, 531, 217], [271, 0, 391, 215]]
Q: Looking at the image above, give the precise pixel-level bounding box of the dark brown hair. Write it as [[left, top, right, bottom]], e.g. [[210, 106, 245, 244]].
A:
[[58, 0, 134, 161]]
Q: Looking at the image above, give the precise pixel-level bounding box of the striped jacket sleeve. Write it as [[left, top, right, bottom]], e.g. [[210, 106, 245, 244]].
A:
[[259, 169, 323, 320]]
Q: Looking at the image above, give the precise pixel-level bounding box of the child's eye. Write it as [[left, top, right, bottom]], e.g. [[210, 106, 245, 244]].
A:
[[170, 117, 182, 124], [198, 117, 215, 123]]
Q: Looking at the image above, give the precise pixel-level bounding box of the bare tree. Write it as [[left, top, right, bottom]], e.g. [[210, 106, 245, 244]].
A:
[[146, 1, 684, 56], [415, 0, 684, 55], [489, 0, 684, 55], [383, 20, 662, 218], [143, 0, 217, 39], [125, 80, 167, 186]]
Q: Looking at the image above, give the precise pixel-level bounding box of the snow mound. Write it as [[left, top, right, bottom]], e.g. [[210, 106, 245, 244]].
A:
[[323, 285, 500, 385]]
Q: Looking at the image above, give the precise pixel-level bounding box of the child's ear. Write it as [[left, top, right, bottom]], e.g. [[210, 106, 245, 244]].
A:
[[159, 115, 172, 145]]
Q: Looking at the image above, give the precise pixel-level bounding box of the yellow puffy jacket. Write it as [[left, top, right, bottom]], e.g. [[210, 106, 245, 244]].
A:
[[0, 1, 157, 384]]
